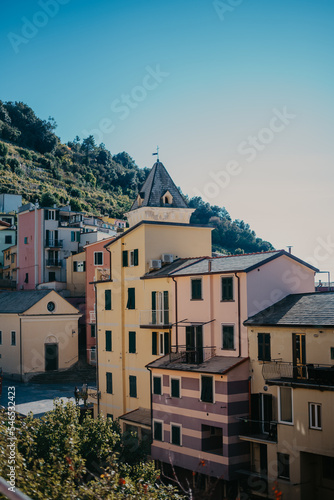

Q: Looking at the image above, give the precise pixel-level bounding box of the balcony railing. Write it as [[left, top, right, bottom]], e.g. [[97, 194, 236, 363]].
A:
[[169, 345, 216, 365], [45, 239, 63, 248], [239, 417, 277, 442], [45, 259, 62, 267], [262, 361, 334, 385], [140, 309, 170, 328]]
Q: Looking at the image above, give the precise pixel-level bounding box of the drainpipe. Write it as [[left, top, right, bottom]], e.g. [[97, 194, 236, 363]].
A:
[[235, 273, 241, 357], [20, 317, 23, 382], [94, 282, 100, 415], [172, 277, 178, 351], [147, 366, 153, 445]]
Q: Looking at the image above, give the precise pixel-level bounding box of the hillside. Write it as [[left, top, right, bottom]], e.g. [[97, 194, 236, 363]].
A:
[[0, 100, 273, 254]]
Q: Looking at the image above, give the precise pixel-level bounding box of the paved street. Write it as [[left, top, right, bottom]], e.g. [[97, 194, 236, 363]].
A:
[[1, 379, 78, 417]]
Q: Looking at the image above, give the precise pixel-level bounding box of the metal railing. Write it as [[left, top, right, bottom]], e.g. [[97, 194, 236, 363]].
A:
[[45, 239, 63, 248], [169, 345, 216, 364], [239, 417, 277, 442], [45, 259, 62, 267], [140, 309, 170, 327], [262, 361, 334, 385]]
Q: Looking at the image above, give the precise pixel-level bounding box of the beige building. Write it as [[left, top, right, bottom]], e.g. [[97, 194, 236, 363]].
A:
[[0, 290, 81, 381], [239, 292, 334, 500], [66, 251, 86, 296]]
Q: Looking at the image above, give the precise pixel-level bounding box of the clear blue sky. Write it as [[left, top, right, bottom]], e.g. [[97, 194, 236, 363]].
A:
[[1, 0, 334, 278]]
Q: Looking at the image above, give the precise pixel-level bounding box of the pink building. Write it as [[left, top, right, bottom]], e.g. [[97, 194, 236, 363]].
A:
[[85, 237, 114, 364]]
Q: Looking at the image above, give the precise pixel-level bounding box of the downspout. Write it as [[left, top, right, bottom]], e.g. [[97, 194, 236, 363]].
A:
[[171, 277, 178, 351], [19, 317, 23, 382], [94, 282, 100, 415], [147, 366, 153, 445], [235, 273, 241, 357]]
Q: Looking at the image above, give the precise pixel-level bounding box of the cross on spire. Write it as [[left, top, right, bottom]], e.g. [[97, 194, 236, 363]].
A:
[[152, 145, 160, 162]]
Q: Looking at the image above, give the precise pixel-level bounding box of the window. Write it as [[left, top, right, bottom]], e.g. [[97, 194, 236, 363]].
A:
[[152, 331, 158, 355], [105, 330, 112, 352], [24, 273, 29, 283], [11, 253, 15, 264], [91, 325, 96, 338], [153, 376, 162, 395], [5, 235, 12, 244], [152, 291, 169, 325], [0, 331, 2, 345], [171, 378, 180, 398], [71, 231, 75, 242], [24, 237, 28, 244], [331, 347, 334, 360], [258, 333, 271, 361], [309, 403, 322, 430], [130, 249, 139, 266], [191, 278, 202, 300], [222, 325, 234, 350], [153, 420, 163, 441], [94, 252, 103, 265], [11, 331, 16, 346], [73, 261, 85, 272], [129, 331, 136, 353], [106, 372, 113, 394], [127, 288, 135, 309], [322, 456, 334, 480], [278, 387, 293, 423], [48, 271, 56, 282], [122, 250, 128, 267], [171, 424, 182, 446], [201, 375, 213, 403], [221, 277, 233, 301], [76, 231, 80, 242], [158, 331, 170, 355], [202, 425, 223, 455], [129, 375, 137, 398], [277, 453, 290, 480], [105, 289, 112, 310], [107, 413, 113, 420]]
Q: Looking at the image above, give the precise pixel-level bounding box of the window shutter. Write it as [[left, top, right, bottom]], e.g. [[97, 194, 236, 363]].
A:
[[134, 249, 138, 266], [55, 230, 59, 245], [129, 331, 136, 353], [73, 261, 78, 272], [164, 331, 170, 354], [154, 421, 162, 441], [152, 332, 157, 355], [153, 377, 161, 395], [105, 290, 112, 310], [171, 379, 180, 398], [122, 250, 128, 267], [171, 425, 181, 445], [83, 261, 86, 272], [46, 230, 50, 245], [76, 231, 80, 242], [258, 333, 264, 360], [201, 376, 213, 403], [105, 331, 112, 351], [163, 291, 169, 324], [44, 209, 49, 220], [55, 210, 59, 221], [264, 334, 271, 361], [152, 291, 157, 324], [127, 288, 135, 309], [106, 373, 113, 394], [129, 376, 137, 397]]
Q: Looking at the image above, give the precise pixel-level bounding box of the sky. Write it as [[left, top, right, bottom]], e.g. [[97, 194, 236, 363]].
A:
[[1, 0, 334, 280]]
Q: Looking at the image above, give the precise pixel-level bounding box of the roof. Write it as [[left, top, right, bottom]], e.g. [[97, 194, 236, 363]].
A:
[[245, 292, 334, 327], [147, 355, 248, 374], [119, 407, 151, 427], [0, 220, 10, 228], [129, 161, 188, 211], [0, 290, 53, 313], [144, 250, 318, 278]]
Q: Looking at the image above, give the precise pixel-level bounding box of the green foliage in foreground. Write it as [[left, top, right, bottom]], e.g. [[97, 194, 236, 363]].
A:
[[0, 400, 185, 500]]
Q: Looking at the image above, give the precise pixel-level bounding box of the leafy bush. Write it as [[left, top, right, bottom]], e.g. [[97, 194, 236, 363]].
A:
[[0, 142, 8, 157]]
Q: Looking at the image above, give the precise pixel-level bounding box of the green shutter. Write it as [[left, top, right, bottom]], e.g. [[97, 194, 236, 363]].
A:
[[73, 261, 78, 272], [129, 331, 136, 353], [122, 250, 128, 267], [153, 377, 161, 395], [152, 332, 157, 355], [201, 376, 213, 403], [134, 249, 138, 266], [258, 333, 264, 360], [152, 291, 157, 324], [171, 425, 181, 446], [106, 372, 113, 394], [129, 375, 137, 398], [223, 325, 234, 350], [127, 288, 135, 309], [71, 231, 75, 242], [171, 379, 180, 398], [106, 331, 112, 352], [44, 209, 49, 220], [164, 331, 170, 354], [46, 230, 50, 245], [105, 290, 112, 310], [222, 277, 233, 300], [163, 291, 169, 324], [76, 231, 80, 242], [154, 421, 162, 441], [191, 279, 202, 300]]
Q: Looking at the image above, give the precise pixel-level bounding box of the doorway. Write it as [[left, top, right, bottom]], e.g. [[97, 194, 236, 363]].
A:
[[45, 343, 58, 371], [292, 333, 306, 378]]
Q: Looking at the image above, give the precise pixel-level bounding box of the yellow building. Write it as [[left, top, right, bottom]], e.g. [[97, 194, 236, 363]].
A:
[[66, 251, 86, 296], [95, 161, 212, 424], [0, 289, 81, 381], [2, 244, 17, 284], [239, 292, 334, 500]]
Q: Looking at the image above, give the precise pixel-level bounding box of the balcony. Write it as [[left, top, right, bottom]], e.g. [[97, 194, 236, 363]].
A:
[[45, 239, 63, 248], [169, 345, 216, 365], [262, 361, 334, 387], [45, 259, 62, 268], [140, 309, 171, 329], [239, 417, 277, 443]]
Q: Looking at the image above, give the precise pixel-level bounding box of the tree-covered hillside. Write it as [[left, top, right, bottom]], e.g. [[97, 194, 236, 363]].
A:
[[0, 100, 273, 254]]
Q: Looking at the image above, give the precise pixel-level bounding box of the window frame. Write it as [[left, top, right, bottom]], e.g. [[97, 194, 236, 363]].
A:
[[105, 289, 112, 310], [258, 332, 271, 361], [127, 287, 135, 309], [170, 423, 182, 446], [5, 235, 12, 244], [105, 330, 112, 352], [129, 375, 137, 398], [106, 372, 113, 394], [170, 377, 181, 398], [221, 276, 234, 301], [309, 402, 322, 430], [278, 386, 293, 425], [191, 278, 202, 300], [11, 331, 16, 346], [128, 331, 136, 354], [200, 375, 214, 403], [221, 324, 235, 350], [94, 251, 103, 266], [277, 452, 290, 480], [153, 419, 164, 442]]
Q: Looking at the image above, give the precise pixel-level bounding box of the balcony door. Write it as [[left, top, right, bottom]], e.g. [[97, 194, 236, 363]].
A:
[[292, 333, 306, 378], [152, 291, 169, 325], [251, 393, 272, 434], [186, 325, 203, 363]]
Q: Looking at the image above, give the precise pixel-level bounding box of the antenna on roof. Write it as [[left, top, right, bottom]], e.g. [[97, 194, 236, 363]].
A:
[[287, 246, 293, 254], [152, 146, 160, 162]]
